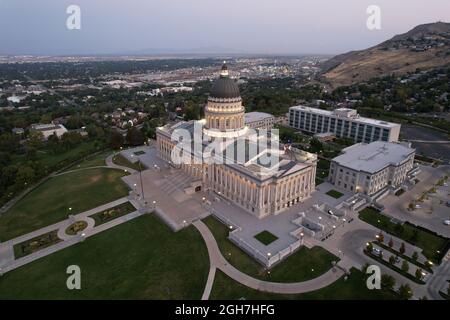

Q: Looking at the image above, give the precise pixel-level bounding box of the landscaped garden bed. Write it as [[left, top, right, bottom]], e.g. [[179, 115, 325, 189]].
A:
[[13, 230, 62, 259], [90, 202, 136, 226], [374, 241, 433, 273], [65, 221, 88, 236], [254, 231, 278, 246], [364, 249, 426, 285], [359, 207, 449, 263], [326, 189, 344, 199]]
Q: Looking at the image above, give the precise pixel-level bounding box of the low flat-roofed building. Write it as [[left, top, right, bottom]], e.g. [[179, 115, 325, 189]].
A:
[[30, 123, 68, 140], [288, 106, 401, 143], [245, 112, 275, 130], [329, 141, 415, 198]]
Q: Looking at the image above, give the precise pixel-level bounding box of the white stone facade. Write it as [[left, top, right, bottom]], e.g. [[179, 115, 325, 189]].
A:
[[329, 141, 415, 197]]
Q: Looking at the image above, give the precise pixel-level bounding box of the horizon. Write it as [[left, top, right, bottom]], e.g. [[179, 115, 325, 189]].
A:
[[1, 0, 450, 56]]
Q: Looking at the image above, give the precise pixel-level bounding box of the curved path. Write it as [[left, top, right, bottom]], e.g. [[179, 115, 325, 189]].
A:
[[106, 154, 138, 174], [193, 220, 344, 298]]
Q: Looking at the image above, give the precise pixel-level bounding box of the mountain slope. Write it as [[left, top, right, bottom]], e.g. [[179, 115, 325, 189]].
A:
[[322, 22, 450, 88]]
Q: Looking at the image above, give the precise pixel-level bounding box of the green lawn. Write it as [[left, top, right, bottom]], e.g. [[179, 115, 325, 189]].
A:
[[210, 269, 399, 300], [11, 140, 104, 169], [203, 216, 338, 282], [0, 168, 130, 241], [112, 154, 141, 171], [0, 215, 209, 299], [326, 189, 344, 199], [254, 231, 278, 246], [359, 207, 449, 262]]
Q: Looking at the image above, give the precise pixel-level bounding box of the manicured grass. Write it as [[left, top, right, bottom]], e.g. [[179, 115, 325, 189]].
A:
[[0, 214, 209, 299], [203, 216, 338, 282], [254, 231, 278, 246], [0, 168, 130, 241], [359, 207, 449, 262], [210, 269, 399, 300], [11, 140, 104, 169], [13, 230, 62, 259], [90, 202, 136, 226], [326, 189, 344, 199], [112, 154, 141, 171]]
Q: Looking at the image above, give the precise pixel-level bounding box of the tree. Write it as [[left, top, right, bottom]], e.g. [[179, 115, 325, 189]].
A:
[[415, 268, 424, 280], [398, 284, 413, 300], [109, 131, 124, 149], [26, 131, 44, 150], [378, 232, 384, 243], [126, 127, 145, 146], [401, 260, 409, 273], [399, 242, 406, 255], [366, 243, 373, 253], [381, 274, 396, 291], [388, 237, 394, 248], [411, 251, 418, 262], [389, 255, 396, 264]]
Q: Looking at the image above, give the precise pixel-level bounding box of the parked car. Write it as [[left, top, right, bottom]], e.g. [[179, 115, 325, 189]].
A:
[[443, 219, 450, 226], [328, 210, 334, 215], [372, 248, 383, 256]]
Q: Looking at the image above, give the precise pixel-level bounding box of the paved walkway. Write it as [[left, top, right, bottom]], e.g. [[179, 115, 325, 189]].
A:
[[0, 196, 148, 274], [193, 220, 344, 298]]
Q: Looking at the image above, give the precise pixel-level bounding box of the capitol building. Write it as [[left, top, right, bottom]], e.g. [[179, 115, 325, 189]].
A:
[[156, 64, 317, 219]]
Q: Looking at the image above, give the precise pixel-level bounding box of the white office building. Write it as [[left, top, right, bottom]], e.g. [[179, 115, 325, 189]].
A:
[[288, 106, 401, 143], [30, 123, 68, 140], [244, 112, 275, 130], [329, 141, 416, 198]]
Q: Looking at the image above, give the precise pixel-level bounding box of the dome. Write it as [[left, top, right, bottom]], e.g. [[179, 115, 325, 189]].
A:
[[209, 63, 240, 99], [210, 77, 241, 99]]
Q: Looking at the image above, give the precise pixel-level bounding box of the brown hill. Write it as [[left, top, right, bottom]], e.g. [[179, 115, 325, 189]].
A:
[[322, 22, 450, 88]]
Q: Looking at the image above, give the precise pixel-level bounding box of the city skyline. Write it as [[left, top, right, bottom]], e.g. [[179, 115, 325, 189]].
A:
[[1, 0, 450, 55]]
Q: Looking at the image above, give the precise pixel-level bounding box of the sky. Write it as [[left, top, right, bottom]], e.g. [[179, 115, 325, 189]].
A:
[[0, 0, 450, 56]]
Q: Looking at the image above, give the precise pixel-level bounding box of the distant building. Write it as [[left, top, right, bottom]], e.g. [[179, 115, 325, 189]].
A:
[[288, 106, 401, 143], [244, 112, 275, 130], [30, 123, 68, 140], [329, 141, 416, 198]]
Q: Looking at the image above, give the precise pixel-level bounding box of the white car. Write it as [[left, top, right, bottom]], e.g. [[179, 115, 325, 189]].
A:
[[443, 219, 450, 226], [372, 248, 383, 256]]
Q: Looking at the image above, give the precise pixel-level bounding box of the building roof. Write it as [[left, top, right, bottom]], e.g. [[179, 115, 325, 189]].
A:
[[332, 141, 415, 173], [30, 123, 67, 132], [244, 112, 274, 123]]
